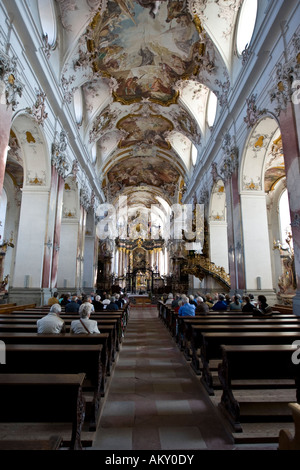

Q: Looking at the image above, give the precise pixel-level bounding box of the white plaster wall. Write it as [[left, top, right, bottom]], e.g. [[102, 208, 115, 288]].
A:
[[209, 221, 229, 272], [83, 236, 95, 288], [13, 190, 49, 288], [57, 221, 79, 289], [241, 193, 273, 290]]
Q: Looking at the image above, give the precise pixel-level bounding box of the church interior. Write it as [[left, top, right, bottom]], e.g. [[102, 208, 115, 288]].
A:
[[0, 0, 300, 453]]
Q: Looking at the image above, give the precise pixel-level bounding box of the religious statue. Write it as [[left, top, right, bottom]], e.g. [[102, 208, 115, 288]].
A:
[[273, 232, 296, 295]]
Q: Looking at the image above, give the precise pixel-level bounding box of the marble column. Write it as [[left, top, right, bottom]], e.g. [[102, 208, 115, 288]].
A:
[[279, 101, 300, 315], [76, 206, 87, 290], [225, 171, 246, 294], [50, 175, 64, 289]]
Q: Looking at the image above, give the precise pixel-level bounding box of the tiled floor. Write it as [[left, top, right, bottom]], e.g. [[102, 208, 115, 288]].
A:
[[90, 306, 277, 451]]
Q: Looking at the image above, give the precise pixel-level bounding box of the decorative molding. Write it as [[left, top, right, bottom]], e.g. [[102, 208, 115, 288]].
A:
[[0, 51, 23, 110], [211, 162, 221, 183], [61, 66, 77, 104], [89, 105, 117, 143], [51, 129, 70, 178], [242, 176, 261, 191], [219, 132, 239, 181], [241, 43, 252, 66], [26, 88, 48, 126], [80, 185, 91, 211], [269, 32, 300, 116], [26, 170, 46, 186], [214, 69, 230, 107], [244, 93, 267, 128]]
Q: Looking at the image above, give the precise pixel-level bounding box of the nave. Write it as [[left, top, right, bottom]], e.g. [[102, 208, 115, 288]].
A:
[[89, 305, 277, 451]]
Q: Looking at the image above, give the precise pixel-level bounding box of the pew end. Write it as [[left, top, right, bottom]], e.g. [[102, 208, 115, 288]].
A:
[[278, 403, 300, 450]]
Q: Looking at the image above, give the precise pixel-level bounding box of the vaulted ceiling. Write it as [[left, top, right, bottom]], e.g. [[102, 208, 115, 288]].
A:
[[56, 0, 243, 219]]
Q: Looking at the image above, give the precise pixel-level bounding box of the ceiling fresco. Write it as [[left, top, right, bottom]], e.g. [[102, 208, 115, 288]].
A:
[[106, 155, 180, 196], [117, 113, 173, 149], [56, 0, 244, 216], [87, 1, 202, 105]]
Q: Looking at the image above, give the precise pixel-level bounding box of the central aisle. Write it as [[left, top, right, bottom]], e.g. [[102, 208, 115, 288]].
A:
[[91, 305, 235, 450]]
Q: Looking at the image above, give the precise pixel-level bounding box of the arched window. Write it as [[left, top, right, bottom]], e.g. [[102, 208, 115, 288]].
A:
[[206, 91, 217, 128], [91, 143, 97, 163], [38, 0, 57, 46], [191, 144, 197, 166], [0, 189, 8, 243], [73, 87, 83, 125], [236, 0, 258, 56], [279, 189, 292, 246]]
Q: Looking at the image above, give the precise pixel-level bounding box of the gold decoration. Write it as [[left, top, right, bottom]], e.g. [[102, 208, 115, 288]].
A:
[[26, 131, 36, 144], [182, 253, 230, 288], [254, 135, 264, 148]]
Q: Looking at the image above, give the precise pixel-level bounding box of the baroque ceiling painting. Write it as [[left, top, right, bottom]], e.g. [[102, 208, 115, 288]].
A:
[[107, 155, 180, 195], [87, 1, 202, 105], [117, 114, 173, 149], [56, 0, 243, 219]]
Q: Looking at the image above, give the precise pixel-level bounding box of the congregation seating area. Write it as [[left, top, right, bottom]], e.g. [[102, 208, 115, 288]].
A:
[[0, 301, 130, 450], [157, 301, 300, 447]]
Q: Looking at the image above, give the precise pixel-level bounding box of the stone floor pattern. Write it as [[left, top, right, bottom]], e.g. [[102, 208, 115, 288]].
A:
[[90, 305, 277, 451]]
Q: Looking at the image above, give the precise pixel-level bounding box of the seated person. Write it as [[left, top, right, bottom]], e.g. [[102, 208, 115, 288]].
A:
[[70, 302, 100, 334], [47, 291, 59, 306], [60, 293, 71, 306], [106, 296, 119, 311], [229, 294, 242, 311], [37, 303, 66, 334], [253, 295, 273, 316], [195, 296, 209, 314], [189, 295, 197, 307], [205, 294, 214, 309], [171, 294, 180, 309], [65, 295, 80, 313], [211, 294, 228, 311], [242, 295, 255, 312], [93, 295, 104, 312], [165, 293, 173, 305], [102, 296, 111, 309], [178, 298, 196, 317], [115, 294, 124, 308]]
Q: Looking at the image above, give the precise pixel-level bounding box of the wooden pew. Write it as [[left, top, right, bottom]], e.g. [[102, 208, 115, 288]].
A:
[[178, 316, 300, 358], [0, 303, 17, 310], [279, 403, 300, 450], [188, 323, 300, 379], [0, 319, 118, 371], [217, 344, 300, 434], [0, 313, 123, 357], [0, 303, 36, 314], [0, 332, 110, 396], [5, 307, 128, 343], [199, 331, 300, 395], [273, 304, 294, 315], [1, 344, 103, 431], [0, 373, 86, 450], [0, 435, 63, 451]]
